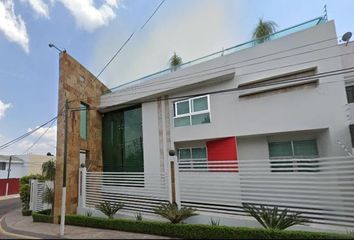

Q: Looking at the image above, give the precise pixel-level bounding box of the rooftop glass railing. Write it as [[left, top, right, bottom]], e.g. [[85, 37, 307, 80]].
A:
[[106, 16, 326, 94]]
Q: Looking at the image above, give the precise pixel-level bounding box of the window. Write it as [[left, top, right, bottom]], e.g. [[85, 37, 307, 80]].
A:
[[0, 162, 5, 170], [102, 105, 144, 172], [174, 95, 210, 127], [80, 102, 88, 139], [268, 139, 319, 172], [178, 147, 207, 169], [346, 85, 354, 103]]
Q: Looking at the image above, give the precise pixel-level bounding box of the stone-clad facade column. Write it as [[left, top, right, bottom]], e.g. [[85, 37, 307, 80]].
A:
[[53, 52, 109, 222]]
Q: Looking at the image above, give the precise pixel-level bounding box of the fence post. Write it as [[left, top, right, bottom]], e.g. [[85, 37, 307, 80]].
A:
[[78, 167, 86, 209], [29, 179, 37, 211], [169, 159, 180, 206]]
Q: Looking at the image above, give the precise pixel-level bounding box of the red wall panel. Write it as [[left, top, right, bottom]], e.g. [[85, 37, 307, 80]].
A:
[[0, 178, 20, 196], [206, 137, 238, 172]]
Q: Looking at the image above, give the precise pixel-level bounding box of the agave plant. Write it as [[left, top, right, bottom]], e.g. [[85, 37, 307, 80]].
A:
[[242, 203, 309, 230], [169, 52, 182, 71], [154, 202, 198, 224], [136, 212, 143, 221], [209, 218, 220, 226], [252, 18, 278, 44], [96, 201, 124, 219]]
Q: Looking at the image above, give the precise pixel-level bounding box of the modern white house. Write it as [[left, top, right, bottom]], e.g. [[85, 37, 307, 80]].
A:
[[54, 15, 354, 232]]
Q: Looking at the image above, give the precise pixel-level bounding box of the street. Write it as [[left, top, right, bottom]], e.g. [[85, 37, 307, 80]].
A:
[[0, 197, 22, 239]]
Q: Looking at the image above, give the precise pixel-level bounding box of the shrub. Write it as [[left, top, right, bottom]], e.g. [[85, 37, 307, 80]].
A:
[[242, 203, 309, 230], [209, 218, 220, 226], [19, 174, 46, 215], [86, 209, 93, 217], [22, 209, 32, 216], [20, 184, 31, 212], [136, 212, 143, 221], [32, 210, 53, 223], [64, 214, 352, 239], [95, 201, 124, 219], [20, 174, 45, 185], [154, 202, 198, 224]]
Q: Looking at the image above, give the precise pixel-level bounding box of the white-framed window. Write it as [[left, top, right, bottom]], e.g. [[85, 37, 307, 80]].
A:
[[174, 95, 211, 127], [178, 147, 207, 169]]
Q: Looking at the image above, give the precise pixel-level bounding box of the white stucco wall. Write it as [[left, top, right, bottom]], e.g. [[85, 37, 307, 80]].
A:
[[0, 161, 25, 179], [101, 20, 353, 163]]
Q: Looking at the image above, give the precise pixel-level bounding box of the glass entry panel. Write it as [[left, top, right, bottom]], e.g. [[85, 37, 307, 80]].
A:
[[102, 105, 144, 172]]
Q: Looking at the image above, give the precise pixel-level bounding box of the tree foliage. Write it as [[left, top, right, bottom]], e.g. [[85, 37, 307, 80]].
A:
[[169, 52, 183, 71], [252, 18, 278, 43], [42, 160, 56, 181]]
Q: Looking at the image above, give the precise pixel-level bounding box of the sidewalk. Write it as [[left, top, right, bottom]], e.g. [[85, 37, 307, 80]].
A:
[[2, 210, 170, 239], [0, 194, 20, 201]]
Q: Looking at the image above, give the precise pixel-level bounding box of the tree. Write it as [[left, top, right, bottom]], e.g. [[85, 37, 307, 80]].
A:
[[169, 52, 182, 71], [252, 18, 278, 44], [42, 160, 56, 181]]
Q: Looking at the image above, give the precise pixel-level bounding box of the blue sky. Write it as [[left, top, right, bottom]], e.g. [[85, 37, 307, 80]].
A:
[[0, 0, 353, 155]]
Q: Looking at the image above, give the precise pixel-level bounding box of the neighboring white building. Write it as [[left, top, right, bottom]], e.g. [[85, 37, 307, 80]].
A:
[[0, 155, 25, 179]]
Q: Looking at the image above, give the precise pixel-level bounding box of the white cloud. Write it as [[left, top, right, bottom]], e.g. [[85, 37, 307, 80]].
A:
[[0, 0, 29, 53], [0, 100, 11, 119], [0, 125, 57, 155], [93, 0, 247, 87], [21, 0, 50, 18], [28, 125, 57, 142], [57, 0, 121, 32]]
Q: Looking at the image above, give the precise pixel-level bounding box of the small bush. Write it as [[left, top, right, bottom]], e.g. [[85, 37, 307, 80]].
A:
[[154, 202, 198, 224], [209, 218, 220, 226], [22, 209, 32, 216], [20, 184, 30, 211], [86, 209, 93, 217], [95, 201, 124, 219], [32, 210, 53, 223], [242, 203, 309, 230], [136, 212, 143, 221], [64, 214, 352, 239], [19, 174, 46, 213]]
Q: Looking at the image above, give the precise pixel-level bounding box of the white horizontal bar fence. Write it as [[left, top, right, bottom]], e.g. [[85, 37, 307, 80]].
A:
[[85, 171, 169, 214], [178, 156, 354, 228]]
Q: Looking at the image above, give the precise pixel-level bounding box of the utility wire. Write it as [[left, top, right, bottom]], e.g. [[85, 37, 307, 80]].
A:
[[2, 63, 351, 152], [97, 50, 354, 101], [77, 0, 167, 101], [107, 38, 344, 94], [0, 116, 59, 151], [0, 0, 168, 153], [68, 67, 354, 110], [21, 118, 56, 155]]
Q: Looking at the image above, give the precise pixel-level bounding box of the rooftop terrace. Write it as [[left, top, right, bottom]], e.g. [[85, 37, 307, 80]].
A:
[[106, 16, 327, 94]]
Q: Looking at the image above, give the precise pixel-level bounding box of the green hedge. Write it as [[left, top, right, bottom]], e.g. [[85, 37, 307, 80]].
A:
[[64, 215, 353, 239], [32, 210, 54, 223]]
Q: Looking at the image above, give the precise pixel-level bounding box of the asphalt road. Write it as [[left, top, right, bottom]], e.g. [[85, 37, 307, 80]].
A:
[[0, 197, 22, 239]]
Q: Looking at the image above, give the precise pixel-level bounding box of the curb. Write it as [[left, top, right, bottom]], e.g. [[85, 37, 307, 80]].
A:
[[0, 213, 64, 239], [0, 194, 20, 201]]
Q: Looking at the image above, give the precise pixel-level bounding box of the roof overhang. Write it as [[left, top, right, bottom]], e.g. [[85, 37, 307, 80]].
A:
[[99, 67, 235, 113]]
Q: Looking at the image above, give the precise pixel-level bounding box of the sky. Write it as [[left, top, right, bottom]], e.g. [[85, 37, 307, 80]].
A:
[[0, 0, 353, 156]]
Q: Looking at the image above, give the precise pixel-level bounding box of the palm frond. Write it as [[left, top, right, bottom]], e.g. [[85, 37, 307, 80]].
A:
[[154, 202, 198, 224], [252, 18, 278, 43]]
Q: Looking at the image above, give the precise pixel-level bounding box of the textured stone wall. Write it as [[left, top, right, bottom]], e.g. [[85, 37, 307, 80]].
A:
[[53, 52, 109, 221]]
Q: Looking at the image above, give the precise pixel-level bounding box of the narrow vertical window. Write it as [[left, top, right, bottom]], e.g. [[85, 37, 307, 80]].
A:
[[80, 102, 88, 139]]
